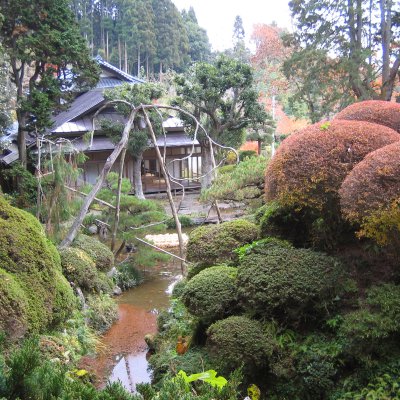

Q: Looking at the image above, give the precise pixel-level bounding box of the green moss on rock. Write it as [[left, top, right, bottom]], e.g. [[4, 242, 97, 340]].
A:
[[0, 196, 77, 339], [182, 266, 238, 322], [72, 234, 114, 271], [186, 219, 259, 268]]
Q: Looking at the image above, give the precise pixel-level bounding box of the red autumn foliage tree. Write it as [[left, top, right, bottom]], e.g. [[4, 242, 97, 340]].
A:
[[339, 141, 400, 246], [265, 120, 400, 213], [335, 100, 400, 133], [251, 24, 291, 97]]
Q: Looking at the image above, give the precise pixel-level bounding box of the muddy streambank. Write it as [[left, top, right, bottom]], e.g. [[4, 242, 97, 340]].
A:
[[80, 258, 182, 392]]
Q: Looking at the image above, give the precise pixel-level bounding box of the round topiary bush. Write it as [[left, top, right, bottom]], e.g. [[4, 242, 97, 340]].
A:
[[339, 141, 400, 246], [186, 219, 259, 268], [59, 247, 99, 291], [237, 245, 346, 323], [264, 120, 399, 247], [182, 266, 238, 322], [206, 316, 273, 374], [265, 120, 399, 212], [334, 100, 400, 133], [72, 234, 114, 271], [0, 196, 77, 339]]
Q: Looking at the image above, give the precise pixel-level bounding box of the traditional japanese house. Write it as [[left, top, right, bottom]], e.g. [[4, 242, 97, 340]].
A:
[[1, 57, 202, 194]]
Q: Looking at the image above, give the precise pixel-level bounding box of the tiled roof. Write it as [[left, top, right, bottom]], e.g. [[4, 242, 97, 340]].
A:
[[53, 112, 126, 134], [96, 77, 126, 88], [51, 90, 106, 133], [155, 133, 199, 148]]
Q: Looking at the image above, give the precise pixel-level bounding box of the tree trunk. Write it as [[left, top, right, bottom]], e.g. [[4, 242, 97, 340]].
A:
[[60, 107, 136, 248], [106, 30, 109, 61], [380, 0, 393, 100], [142, 109, 186, 275], [124, 41, 128, 73], [16, 111, 27, 168], [133, 155, 145, 199], [111, 147, 127, 252], [137, 45, 141, 77], [118, 37, 122, 70], [200, 143, 213, 189]]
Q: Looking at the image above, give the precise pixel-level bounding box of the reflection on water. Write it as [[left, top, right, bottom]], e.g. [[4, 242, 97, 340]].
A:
[[80, 258, 182, 392], [109, 353, 151, 392]]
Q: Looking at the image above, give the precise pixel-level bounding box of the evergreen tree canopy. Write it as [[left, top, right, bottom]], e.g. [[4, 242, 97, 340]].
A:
[[0, 0, 99, 166], [174, 56, 270, 149]]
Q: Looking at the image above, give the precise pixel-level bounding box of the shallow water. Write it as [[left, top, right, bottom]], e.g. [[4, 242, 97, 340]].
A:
[[80, 259, 182, 392]]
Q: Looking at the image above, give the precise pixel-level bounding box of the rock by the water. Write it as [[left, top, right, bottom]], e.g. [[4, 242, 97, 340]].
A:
[[113, 285, 122, 296], [88, 224, 98, 234]]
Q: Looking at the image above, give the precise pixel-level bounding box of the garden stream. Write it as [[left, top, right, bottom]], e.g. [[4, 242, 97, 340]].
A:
[[80, 257, 182, 392]]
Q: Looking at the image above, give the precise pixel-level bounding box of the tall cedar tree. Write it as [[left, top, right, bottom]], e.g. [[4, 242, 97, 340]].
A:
[[181, 7, 211, 63], [173, 56, 270, 188], [0, 0, 99, 166], [284, 0, 400, 122], [70, 0, 209, 75], [152, 0, 189, 73]]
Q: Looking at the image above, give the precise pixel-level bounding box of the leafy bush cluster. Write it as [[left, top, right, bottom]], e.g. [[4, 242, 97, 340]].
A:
[[85, 294, 118, 334], [186, 219, 258, 268], [0, 337, 137, 400]]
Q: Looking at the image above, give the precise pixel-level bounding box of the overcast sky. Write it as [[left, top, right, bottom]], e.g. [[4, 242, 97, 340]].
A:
[[172, 0, 293, 51]]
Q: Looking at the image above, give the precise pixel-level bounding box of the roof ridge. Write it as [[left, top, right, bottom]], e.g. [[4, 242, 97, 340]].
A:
[[95, 56, 146, 84]]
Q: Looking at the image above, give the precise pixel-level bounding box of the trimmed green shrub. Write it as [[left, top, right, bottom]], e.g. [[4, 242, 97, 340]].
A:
[[59, 247, 98, 290], [72, 234, 114, 272], [59, 247, 114, 294], [239, 150, 257, 160], [206, 316, 273, 374], [186, 219, 259, 268], [237, 245, 346, 323], [166, 215, 194, 229], [0, 196, 76, 339], [235, 236, 293, 262], [182, 266, 238, 322]]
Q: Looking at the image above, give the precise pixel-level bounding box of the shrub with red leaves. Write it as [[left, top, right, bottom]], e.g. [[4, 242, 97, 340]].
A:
[[335, 100, 400, 133], [340, 141, 400, 222], [265, 120, 400, 212]]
